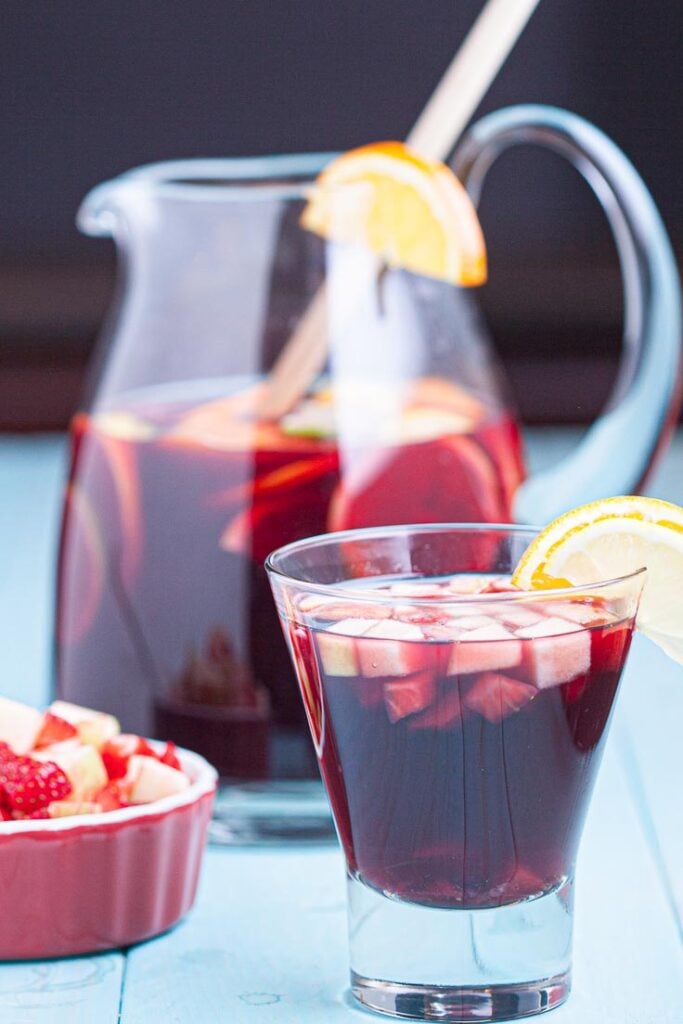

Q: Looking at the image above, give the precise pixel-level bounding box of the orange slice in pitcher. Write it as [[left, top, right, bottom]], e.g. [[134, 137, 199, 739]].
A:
[[301, 142, 487, 286]]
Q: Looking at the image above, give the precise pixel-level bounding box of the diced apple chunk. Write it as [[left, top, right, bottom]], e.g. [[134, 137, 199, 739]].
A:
[[446, 614, 498, 631], [541, 601, 609, 626], [316, 618, 376, 676], [0, 697, 42, 754], [308, 601, 393, 622], [448, 623, 522, 676], [465, 672, 536, 723], [126, 755, 189, 804], [386, 581, 446, 599], [497, 604, 544, 629], [445, 575, 495, 595], [49, 700, 120, 749], [384, 672, 435, 723], [48, 800, 103, 818], [35, 739, 108, 801], [358, 620, 425, 678], [519, 618, 591, 689]]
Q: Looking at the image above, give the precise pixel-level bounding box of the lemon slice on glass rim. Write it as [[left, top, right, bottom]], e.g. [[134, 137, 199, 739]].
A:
[[301, 141, 487, 287], [512, 496, 683, 664]]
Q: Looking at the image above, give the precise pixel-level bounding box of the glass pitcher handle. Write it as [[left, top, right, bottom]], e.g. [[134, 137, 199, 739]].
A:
[[452, 104, 682, 525]]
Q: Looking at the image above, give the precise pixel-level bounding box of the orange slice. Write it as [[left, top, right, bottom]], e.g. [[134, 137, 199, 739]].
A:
[[511, 496, 683, 663], [301, 141, 487, 286]]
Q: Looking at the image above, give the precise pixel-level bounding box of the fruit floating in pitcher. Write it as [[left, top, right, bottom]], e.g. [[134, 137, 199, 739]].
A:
[[0, 698, 191, 820]]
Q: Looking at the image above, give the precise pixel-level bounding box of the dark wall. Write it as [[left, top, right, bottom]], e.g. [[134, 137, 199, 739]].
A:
[[1, 0, 681, 426]]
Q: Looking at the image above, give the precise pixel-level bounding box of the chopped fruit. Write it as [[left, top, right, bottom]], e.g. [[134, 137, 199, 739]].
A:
[[34, 712, 78, 748], [306, 602, 393, 623], [386, 581, 448, 599], [448, 624, 522, 676], [384, 672, 435, 723], [101, 734, 156, 780], [445, 575, 497, 595], [316, 619, 374, 677], [48, 800, 103, 818], [94, 781, 129, 812], [447, 614, 498, 631], [491, 604, 543, 629], [34, 740, 108, 802], [0, 756, 72, 813], [48, 701, 120, 750], [409, 685, 463, 730], [397, 407, 473, 444], [0, 697, 43, 754], [394, 606, 449, 626], [539, 600, 608, 626], [407, 377, 484, 422], [301, 141, 487, 286], [0, 698, 194, 823], [464, 672, 536, 723], [158, 742, 182, 772], [357, 620, 424, 678], [328, 435, 505, 536], [519, 619, 591, 689], [511, 495, 683, 662], [126, 755, 190, 804]]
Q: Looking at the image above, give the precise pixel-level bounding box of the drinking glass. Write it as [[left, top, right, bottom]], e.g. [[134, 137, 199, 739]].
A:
[[267, 524, 644, 1022]]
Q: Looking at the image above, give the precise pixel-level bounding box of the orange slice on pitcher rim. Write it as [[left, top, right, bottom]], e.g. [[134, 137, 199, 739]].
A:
[[511, 496, 683, 664], [301, 142, 487, 287]]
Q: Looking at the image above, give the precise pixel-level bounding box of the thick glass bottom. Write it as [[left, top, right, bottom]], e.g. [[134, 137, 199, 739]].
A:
[[347, 874, 573, 1022], [208, 779, 336, 845], [350, 973, 570, 1022]]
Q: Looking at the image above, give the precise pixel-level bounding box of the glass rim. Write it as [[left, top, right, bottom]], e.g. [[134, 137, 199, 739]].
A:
[[265, 522, 647, 605]]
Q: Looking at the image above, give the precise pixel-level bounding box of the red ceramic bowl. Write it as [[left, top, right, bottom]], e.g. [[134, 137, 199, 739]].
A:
[[0, 745, 217, 959]]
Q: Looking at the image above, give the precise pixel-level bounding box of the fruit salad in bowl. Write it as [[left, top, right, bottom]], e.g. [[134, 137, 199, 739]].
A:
[[0, 698, 216, 959]]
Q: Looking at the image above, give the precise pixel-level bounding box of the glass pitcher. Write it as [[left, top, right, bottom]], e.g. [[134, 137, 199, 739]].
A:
[[55, 105, 680, 842]]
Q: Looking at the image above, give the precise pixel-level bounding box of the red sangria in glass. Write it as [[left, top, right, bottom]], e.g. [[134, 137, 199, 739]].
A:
[[267, 524, 645, 1021]]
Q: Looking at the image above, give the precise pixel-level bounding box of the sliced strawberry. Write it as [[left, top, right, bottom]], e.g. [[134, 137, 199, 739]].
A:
[[0, 742, 14, 763], [34, 712, 78, 749], [0, 756, 72, 813], [465, 672, 536, 723], [409, 684, 464, 730], [158, 742, 182, 772], [101, 734, 156, 780], [384, 671, 435, 723], [94, 781, 129, 812]]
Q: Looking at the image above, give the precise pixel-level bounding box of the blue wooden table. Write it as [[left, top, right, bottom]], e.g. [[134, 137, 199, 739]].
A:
[[0, 429, 681, 1023]]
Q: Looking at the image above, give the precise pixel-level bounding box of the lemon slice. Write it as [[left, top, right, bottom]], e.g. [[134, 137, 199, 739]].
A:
[[512, 496, 683, 663], [301, 141, 487, 287]]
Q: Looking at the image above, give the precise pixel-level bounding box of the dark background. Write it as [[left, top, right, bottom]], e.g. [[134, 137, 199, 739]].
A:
[[1, 0, 681, 428]]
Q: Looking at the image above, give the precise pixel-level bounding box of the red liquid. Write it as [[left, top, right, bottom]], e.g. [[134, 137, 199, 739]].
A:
[[56, 380, 525, 779], [291, 582, 633, 908]]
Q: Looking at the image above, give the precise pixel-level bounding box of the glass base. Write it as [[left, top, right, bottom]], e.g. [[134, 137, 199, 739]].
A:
[[351, 973, 570, 1022], [208, 779, 336, 845], [347, 874, 573, 1022]]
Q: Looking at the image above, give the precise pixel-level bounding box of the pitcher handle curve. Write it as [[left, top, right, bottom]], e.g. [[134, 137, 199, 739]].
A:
[[452, 104, 682, 525]]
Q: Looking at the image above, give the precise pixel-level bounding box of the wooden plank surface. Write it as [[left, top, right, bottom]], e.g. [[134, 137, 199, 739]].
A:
[[0, 429, 680, 1023], [0, 955, 125, 1024]]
